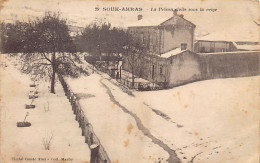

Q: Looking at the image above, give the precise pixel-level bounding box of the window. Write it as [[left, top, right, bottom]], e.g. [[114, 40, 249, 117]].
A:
[[210, 42, 215, 52], [210, 48, 215, 52], [152, 65, 155, 79], [181, 43, 187, 50], [200, 47, 206, 53], [160, 66, 163, 74]]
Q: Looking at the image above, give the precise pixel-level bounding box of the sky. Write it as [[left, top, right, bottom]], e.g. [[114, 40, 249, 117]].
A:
[[0, 0, 259, 36]]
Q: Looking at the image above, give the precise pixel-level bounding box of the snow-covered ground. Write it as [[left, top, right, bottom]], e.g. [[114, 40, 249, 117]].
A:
[[67, 61, 259, 163], [1, 54, 259, 163], [134, 76, 259, 163], [66, 75, 169, 163], [0, 55, 91, 163]]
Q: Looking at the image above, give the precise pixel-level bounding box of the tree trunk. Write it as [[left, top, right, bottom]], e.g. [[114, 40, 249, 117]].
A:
[[51, 67, 55, 94], [131, 67, 135, 88], [51, 52, 56, 94]]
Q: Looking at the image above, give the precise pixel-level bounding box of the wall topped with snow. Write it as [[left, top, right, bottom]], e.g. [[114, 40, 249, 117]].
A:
[[198, 51, 259, 80]]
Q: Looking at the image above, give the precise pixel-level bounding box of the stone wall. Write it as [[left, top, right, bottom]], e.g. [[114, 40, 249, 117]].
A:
[[167, 51, 201, 87], [198, 51, 259, 80], [123, 51, 259, 89]]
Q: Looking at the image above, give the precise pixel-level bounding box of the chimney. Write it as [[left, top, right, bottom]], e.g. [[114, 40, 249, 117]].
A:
[[173, 9, 178, 16], [138, 15, 143, 20], [179, 14, 184, 18]]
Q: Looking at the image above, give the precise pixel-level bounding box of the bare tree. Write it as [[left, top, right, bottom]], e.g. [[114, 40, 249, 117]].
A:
[[122, 33, 146, 87], [20, 12, 81, 93]]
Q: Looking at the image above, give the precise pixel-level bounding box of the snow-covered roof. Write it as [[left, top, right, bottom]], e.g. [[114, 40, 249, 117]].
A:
[[197, 22, 259, 43], [128, 15, 172, 27], [160, 48, 187, 58], [127, 14, 195, 27], [198, 50, 260, 55]]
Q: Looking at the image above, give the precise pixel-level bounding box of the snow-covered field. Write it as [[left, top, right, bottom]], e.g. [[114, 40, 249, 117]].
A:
[[0, 55, 91, 163], [67, 62, 259, 163], [1, 54, 259, 163], [135, 76, 259, 163]]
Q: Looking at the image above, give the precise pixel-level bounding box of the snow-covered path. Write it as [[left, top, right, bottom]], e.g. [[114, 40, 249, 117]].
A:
[[67, 67, 259, 163], [100, 79, 180, 163], [0, 56, 91, 163], [99, 76, 204, 163], [67, 75, 169, 163]]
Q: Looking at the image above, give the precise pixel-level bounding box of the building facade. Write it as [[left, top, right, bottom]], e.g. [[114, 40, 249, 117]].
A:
[[127, 12, 196, 55], [123, 12, 198, 87], [123, 13, 259, 89]]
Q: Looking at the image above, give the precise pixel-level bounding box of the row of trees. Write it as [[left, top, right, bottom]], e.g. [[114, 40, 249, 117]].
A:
[[75, 22, 127, 55], [74, 22, 148, 85], [0, 12, 147, 92], [1, 21, 28, 53]]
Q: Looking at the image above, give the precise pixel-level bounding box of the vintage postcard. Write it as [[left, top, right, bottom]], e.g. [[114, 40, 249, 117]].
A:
[[0, 0, 259, 163]]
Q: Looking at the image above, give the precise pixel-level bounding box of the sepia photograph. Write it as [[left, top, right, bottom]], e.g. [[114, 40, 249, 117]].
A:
[[0, 0, 259, 163]]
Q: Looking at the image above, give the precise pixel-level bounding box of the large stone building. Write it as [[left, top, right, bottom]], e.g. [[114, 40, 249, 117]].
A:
[[128, 11, 196, 54], [122, 12, 259, 89], [123, 12, 199, 87]]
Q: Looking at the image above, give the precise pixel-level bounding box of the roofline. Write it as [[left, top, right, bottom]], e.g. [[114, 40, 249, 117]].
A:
[[128, 25, 159, 28], [196, 40, 259, 43], [195, 40, 232, 43], [159, 16, 174, 26], [160, 49, 198, 59], [160, 47, 179, 54], [160, 15, 196, 27], [175, 49, 197, 56], [197, 50, 260, 55], [127, 14, 196, 29]]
